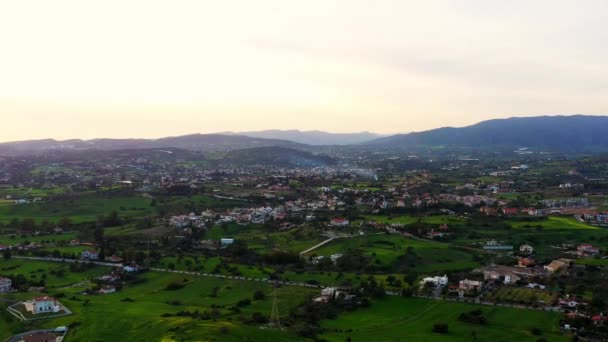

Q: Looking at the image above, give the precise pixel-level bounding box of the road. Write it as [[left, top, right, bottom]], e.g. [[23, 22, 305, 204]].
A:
[[299, 237, 336, 255]]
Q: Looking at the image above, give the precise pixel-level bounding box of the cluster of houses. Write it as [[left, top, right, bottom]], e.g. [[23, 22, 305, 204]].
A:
[[582, 212, 608, 225], [170, 206, 292, 229]]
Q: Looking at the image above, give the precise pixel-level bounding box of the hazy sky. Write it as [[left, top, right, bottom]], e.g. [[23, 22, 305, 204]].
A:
[[1, 0, 607, 142]]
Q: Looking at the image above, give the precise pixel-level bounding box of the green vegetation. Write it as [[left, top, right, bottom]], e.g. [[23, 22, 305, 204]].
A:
[[0, 271, 314, 342], [319, 297, 567, 341]]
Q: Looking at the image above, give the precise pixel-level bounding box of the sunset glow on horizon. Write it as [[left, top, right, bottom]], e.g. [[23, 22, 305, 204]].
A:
[[1, 0, 607, 142]]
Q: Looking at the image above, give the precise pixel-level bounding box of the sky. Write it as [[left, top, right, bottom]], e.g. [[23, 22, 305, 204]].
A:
[[1, 0, 607, 142]]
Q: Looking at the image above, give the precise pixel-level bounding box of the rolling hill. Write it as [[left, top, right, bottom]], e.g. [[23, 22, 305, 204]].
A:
[[0, 134, 305, 156]]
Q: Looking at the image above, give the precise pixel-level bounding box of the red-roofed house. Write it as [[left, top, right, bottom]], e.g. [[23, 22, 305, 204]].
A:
[[577, 244, 600, 256], [330, 218, 350, 227], [518, 257, 536, 268], [502, 208, 519, 216], [33, 296, 59, 314]]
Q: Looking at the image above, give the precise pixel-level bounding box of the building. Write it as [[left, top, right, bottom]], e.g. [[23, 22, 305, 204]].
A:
[[220, 238, 235, 246], [577, 244, 600, 256], [502, 208, 519, 216], [33, 296, 59, 314], [474, 264, 546, 284], [22, 332, 58, 342], [81, 250, 99, 261], [458, 279, 482, 296], [518, 257, 536, 268], [0, 277, 11, 292], [420, 275, 448, 287], [519, 244, 534, 255], [544, 258, 571, 273], [123, 264, 140, 272], [330, 218, 350, 227], [98, 286, 117, 294], [483, 240, 513, 251]]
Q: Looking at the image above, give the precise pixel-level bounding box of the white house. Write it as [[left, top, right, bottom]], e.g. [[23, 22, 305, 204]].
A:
[[33, 296, 60, 314], [519, 244, 534, 255], [0, 277, 11, 293], [420, 275, 448, 287], [81, 250, 99, 261], [221, 238, 235, 246], [123, 264, 141, 273]]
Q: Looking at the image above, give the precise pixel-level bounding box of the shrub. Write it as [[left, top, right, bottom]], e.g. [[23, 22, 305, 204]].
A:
[[432, 323, 449, 334], [165, 282, 186, 291]]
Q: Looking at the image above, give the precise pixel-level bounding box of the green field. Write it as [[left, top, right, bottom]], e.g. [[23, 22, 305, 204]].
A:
[[360, 215, 464, 226], [509, 217, 598, 230], [0, 232, 77, 246], [319, 297, 568, 341], [0, 269, 315, 341], [0, 195, 154, 224], [204, 224, 325, 254], [306, 234, 481, 273], [0, 259, 108, 289]]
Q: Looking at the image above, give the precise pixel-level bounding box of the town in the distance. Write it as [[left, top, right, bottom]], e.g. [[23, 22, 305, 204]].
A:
[[2, 115, 608, 341]]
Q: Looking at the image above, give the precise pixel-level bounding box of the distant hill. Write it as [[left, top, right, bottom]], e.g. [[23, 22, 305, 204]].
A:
[[221, 146, 336, 168], [224, 130, 383, 145], [367, 115, 608, 152], [0, 134, 304, 156]]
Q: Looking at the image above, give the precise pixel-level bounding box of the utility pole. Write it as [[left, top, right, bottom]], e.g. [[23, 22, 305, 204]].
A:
[[268, 284, 281, 329]]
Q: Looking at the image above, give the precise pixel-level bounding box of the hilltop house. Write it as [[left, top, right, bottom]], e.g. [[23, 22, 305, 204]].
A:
[[33, 296, 60, 314], [0, 277, 11, 293], [81, 250, 99, 261]]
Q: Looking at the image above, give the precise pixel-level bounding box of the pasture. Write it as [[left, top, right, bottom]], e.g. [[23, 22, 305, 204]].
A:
[[305, 234, 482, 273], [319, 297, 567, 342], [0, 269, 315, 341]]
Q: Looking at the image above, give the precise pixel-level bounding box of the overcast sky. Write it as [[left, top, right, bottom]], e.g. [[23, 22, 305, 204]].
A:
[[1, 0, 607, 141]]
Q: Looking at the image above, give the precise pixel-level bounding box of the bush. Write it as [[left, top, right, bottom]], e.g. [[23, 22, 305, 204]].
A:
[[458, 310, 488, 325], [165, 282, 186, 291], [253, 290, 266, 300], [236, 299, 251, 307], [432, 323, 449, 334]]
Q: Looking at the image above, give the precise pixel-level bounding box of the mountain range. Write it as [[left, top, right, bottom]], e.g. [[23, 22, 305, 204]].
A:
[[0, 134, 303, 156], [223, 130, 384, 145], [366, 115, 608, 152], [1, 115, 607, 155]]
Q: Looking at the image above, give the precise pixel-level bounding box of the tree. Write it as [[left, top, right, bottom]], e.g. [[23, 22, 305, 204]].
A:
[[253, 290, 265, 301], [3, 249, 11, 260]]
